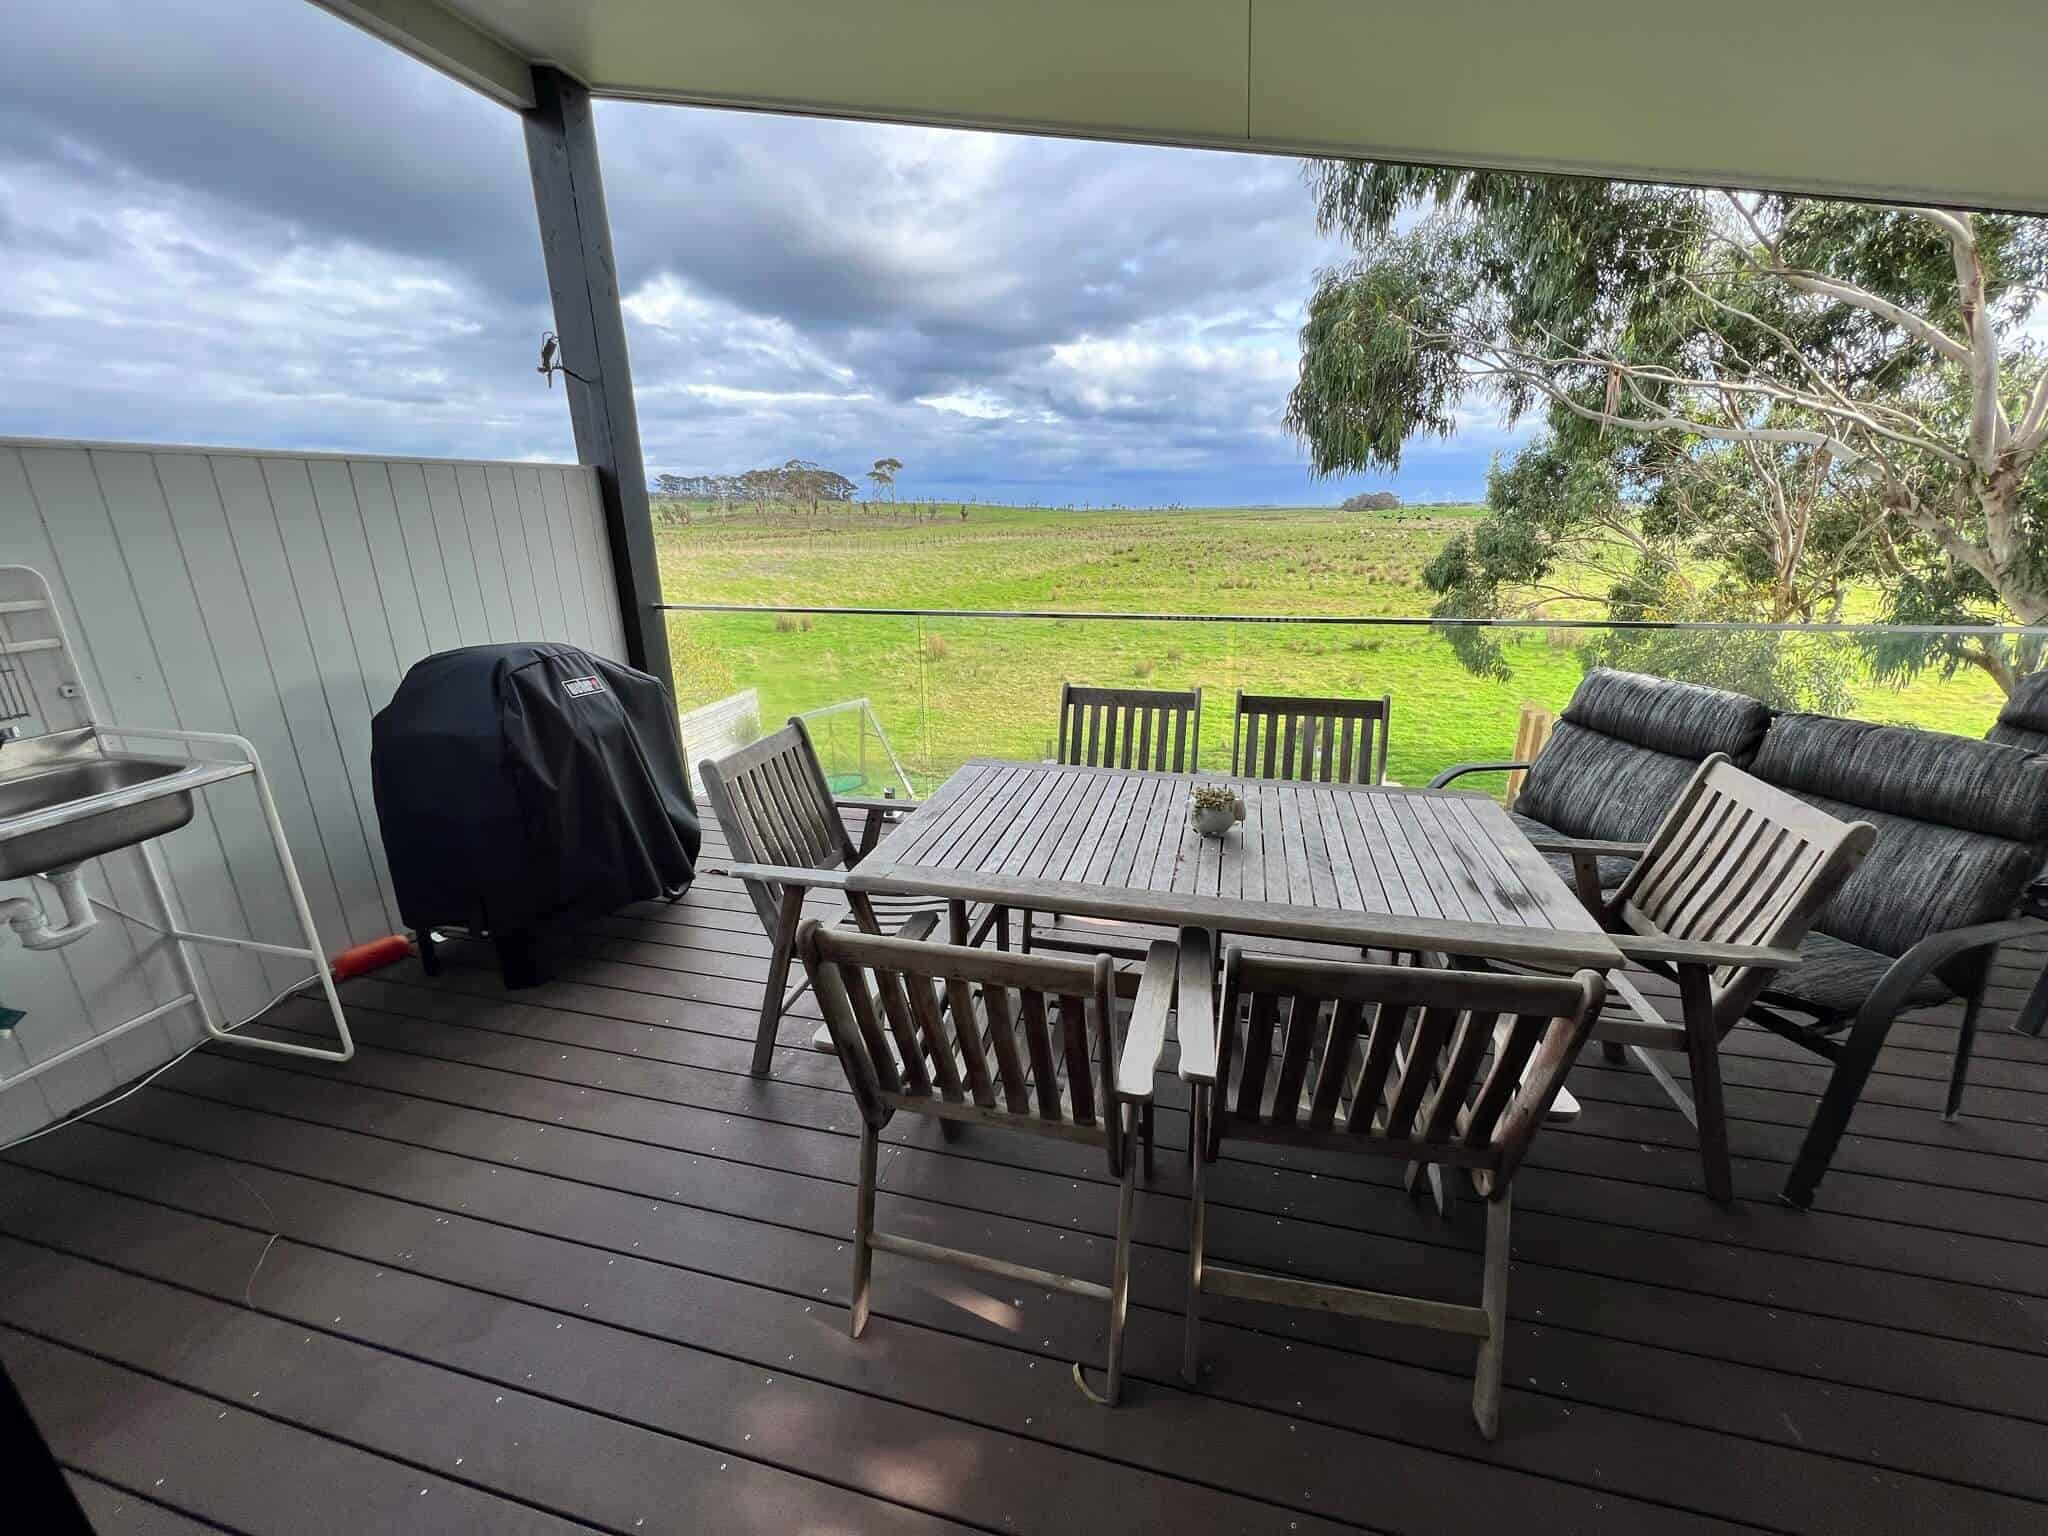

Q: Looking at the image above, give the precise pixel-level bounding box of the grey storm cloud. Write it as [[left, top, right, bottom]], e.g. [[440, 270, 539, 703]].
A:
[[0, 0, 1522, 503]]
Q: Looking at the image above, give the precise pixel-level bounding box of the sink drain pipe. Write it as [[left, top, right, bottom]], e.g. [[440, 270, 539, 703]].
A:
[[1, 866, 97, 951]]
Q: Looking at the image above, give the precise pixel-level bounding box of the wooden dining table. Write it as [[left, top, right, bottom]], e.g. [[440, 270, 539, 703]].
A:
[[846, 759, 1624, 971]]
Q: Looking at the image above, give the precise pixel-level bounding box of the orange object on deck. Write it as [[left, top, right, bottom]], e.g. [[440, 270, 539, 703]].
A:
[[329, 934, 415, 981]]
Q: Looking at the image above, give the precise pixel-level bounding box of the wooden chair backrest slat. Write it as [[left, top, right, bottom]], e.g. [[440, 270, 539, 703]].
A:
[[801, 923, 1127, 1171], [1019, 988, 1063, 1120], [1610, 756, 1877, 1028], [1214, 950, 1604, 1189], [1058, 683, 1202, 773], [1231, 692, 1392, 786], [980, 983, 1032, 1113], [699, 718, 858, 930]]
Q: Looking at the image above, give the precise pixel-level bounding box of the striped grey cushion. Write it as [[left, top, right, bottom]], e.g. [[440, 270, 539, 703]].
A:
[[1513, 724, 1700, 843], [1513, 670, 1773, 843], [1761, 931, 1954, 1022], [1988, 670, 2048, 753], [1752, 715, 2048, 960], [1554, 668, 1774, 763], [1753, 714, 2048, 842]]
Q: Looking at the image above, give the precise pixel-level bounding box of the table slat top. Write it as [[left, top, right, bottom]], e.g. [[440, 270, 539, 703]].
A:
[[850, 760, 1621, 969]]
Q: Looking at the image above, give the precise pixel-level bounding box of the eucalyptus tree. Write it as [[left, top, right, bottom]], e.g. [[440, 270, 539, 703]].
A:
[[1289, 164, 2048, 693], [869, 456, 904, 506]]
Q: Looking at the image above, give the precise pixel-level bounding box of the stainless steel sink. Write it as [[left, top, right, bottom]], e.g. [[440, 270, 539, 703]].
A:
[[0, 738, 198, 880]]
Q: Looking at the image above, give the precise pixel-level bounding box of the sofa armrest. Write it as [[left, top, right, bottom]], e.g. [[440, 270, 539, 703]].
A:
[[1426, 760, 1532, 790], [1858, 915, 2048, 1027]]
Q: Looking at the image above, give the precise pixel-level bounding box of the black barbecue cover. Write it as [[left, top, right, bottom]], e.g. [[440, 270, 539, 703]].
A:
[[371, 643, 701, 937]]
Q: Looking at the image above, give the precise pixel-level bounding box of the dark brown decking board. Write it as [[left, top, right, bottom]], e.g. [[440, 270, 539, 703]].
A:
[[0, 828, 2039, 1535], [56, 1046, 2048, 1487], [3, 1327, 596, 1535], [68, 1472, 233, 1536], [226, 993, 2045, 1316]]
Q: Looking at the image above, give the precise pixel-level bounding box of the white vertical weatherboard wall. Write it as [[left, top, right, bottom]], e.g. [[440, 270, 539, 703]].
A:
[[0, 438, 627, 1139]]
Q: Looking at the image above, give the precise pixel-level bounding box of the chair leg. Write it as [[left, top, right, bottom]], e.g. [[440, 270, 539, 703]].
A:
[[1019, 910, 1033, 953], [1182, 1087, 1208, 1386], [1678, 965, 1733, 1203], [1473, 1188, 1511, 1441], [1783, 1005, 1896, 1208], [753, 887, 804, 1077], [1140, 1100, 1155, 1178], [1076, 1106, 1137, 1406], [850, 1122, 878, 1338], [994, 906, 1011, 951], [2018, 962, 2048, 1038], [1946, 981, 1988, 1121]]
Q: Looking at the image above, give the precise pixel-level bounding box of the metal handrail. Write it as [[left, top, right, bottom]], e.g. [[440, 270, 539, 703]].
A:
[[655, 601, 2048, 637]]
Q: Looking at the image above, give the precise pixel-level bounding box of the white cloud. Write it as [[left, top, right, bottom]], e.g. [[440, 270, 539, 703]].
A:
[[917, 390, 1012, 420]]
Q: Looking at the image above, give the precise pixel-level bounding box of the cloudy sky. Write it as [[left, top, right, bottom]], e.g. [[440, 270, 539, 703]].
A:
[[0, 0, 1527, 506]]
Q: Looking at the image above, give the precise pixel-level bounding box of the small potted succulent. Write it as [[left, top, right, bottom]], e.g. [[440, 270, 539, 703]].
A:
[[1189, 782, 1246, 838]]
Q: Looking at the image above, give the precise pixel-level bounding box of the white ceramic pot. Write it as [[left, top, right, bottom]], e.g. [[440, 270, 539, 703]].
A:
[[1190, 799, 1244, 838]]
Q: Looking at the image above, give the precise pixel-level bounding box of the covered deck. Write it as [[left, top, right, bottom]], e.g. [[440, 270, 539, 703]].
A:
[[7, 4, 2048, 1530], [7, 810, 2042, 1534]]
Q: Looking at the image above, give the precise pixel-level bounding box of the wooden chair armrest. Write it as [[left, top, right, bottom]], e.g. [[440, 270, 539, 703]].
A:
[[840, 794, 920, 856], [1175, 926, 1219, 1083], [1524, 836, 1649, 859], [1425, 760, 1532, 789], [723, 861, 852, 891], [1611, 932, 1802, 970], [1115, 941, 1180, 1099], [896, 909, 940, 942]]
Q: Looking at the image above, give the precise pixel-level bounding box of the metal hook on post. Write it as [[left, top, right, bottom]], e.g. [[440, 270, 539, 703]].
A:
[[537, 331, 595, 390]]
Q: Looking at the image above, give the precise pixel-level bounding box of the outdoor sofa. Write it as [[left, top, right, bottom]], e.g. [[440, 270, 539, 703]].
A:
[[1431, 668, 2048, 1206]]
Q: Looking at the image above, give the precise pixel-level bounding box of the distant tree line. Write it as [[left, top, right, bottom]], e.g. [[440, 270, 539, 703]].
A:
[[651, 460, 856, 522], [651, 455, 970, 524], [1341, 490, 1403, 510]]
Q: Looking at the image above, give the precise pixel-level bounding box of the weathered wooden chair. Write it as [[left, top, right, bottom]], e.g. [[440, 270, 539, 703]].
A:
[[1230, 690, 1391, 785], [1175, 929, 1605, 1438], [1021, 682, 1203, 962], [800, 920, 1177, 1405], [1577, 755, 1876, 1200], [700, 718, 996, 1076]]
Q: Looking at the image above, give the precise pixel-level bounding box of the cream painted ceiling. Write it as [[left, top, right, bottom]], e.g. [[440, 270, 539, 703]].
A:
[[319, 0, 2048, 213]]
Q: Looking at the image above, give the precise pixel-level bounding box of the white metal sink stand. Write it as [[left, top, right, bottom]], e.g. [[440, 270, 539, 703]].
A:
[[0, 565, 351, 1090]]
